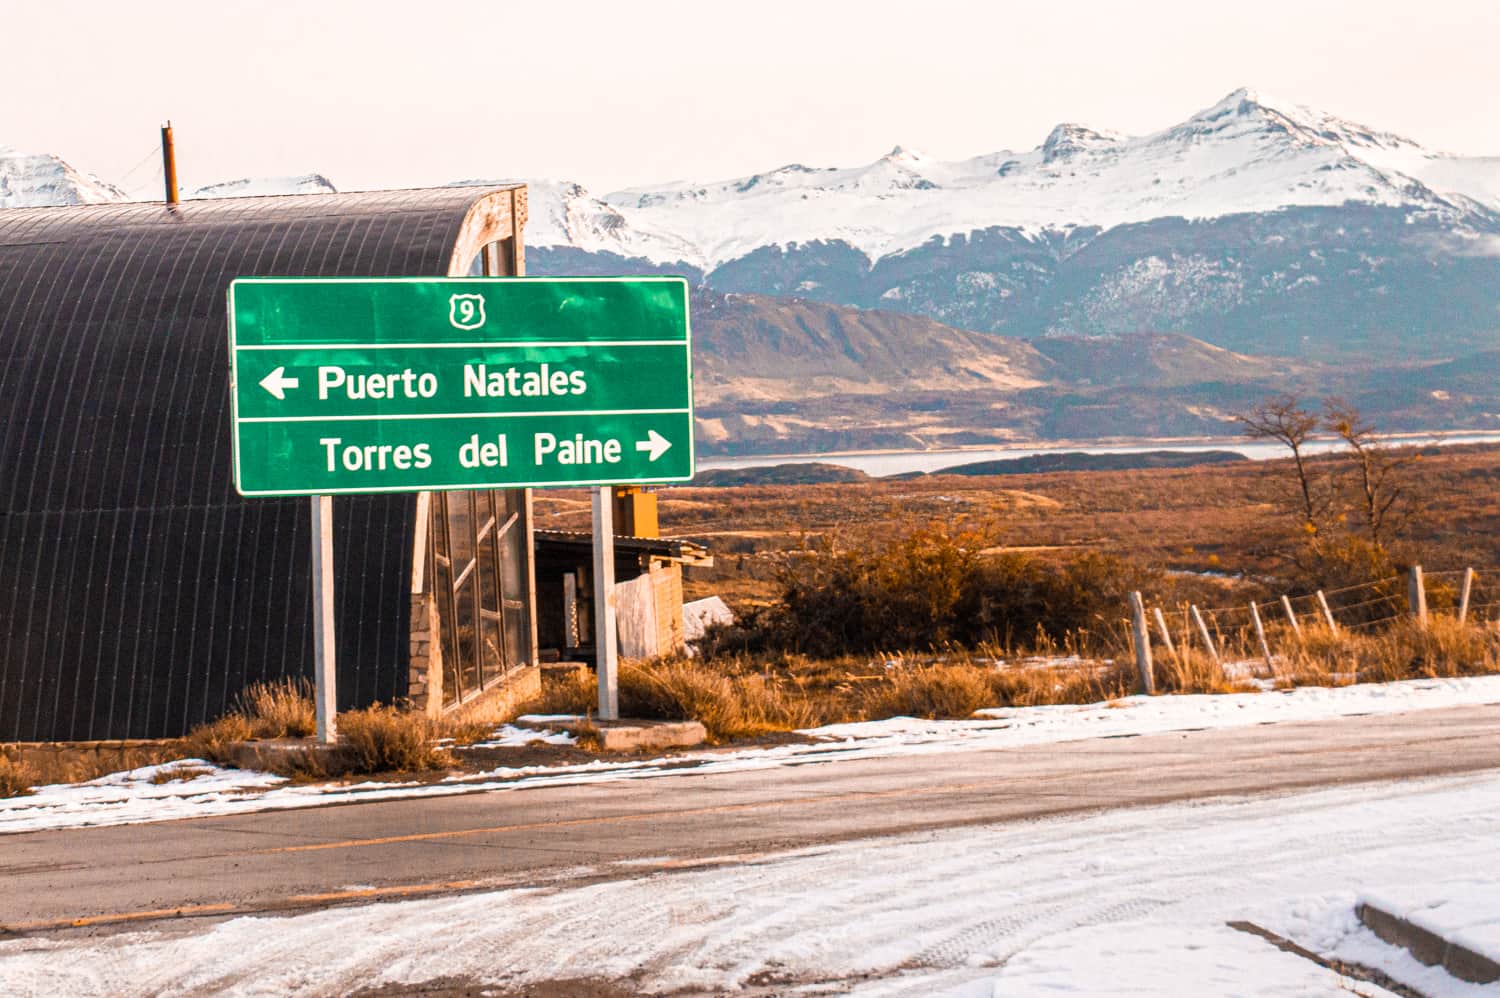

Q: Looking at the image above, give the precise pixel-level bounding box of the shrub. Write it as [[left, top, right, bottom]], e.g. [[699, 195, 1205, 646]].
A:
[[620, 658, 821, 741], [336, 705, 454, 773], [184, 678, 317, 765], [1275, 615, 1500, 688], [1288, 535, 1398, 599], [183, 713, 255, 766], [864, 665, 995, 720], [235, 679, 316, 738], [714, 528, 1156, 658], [990, 659, 1136, 707], [0, 754, 37, 798], [1150, 647, 1241, 695], [772, 527, 978, 656], [966, 550, 1151, 646], [521, 668, 597, 717]]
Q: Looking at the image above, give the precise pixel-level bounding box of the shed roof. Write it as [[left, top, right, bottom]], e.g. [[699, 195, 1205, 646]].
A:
[[534, 529, 712, 566]]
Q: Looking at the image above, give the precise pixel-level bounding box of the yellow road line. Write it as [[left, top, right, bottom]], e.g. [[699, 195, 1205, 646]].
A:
[[287, 880, 481, 903], [6, 903, 236, 933]]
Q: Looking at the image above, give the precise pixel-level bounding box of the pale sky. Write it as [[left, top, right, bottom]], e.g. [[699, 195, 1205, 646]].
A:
[[6, 0, 1500, 197]]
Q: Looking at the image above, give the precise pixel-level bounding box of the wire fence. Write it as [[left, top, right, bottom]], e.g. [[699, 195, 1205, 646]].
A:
[[1171, 566, 1494, 634], [1127, 565, 1498, 689]]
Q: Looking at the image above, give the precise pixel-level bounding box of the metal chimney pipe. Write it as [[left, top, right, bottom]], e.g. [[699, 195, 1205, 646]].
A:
[[161, 121, 179, 205]]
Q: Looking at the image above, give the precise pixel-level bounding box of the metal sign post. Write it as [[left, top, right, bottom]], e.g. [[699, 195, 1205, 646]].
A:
[[309, 495, 337, 743], [592, 486, 619, 720]]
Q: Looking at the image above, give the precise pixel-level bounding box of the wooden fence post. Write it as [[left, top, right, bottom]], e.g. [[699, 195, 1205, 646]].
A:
[[1408, 565, 1428, 629], [1190, 605, 1220, 665], [1281, 595, 1301, 636], [1152, 607, 1177, 659], [1459, 567, 1475, 625], [1250, 601, 1275, 675], [1129, 592, 1155, 695], [1316, 590, 1339, 636]]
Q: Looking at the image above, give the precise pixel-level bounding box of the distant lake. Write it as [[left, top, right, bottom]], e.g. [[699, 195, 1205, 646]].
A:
[[696, 431, 1500, 479]]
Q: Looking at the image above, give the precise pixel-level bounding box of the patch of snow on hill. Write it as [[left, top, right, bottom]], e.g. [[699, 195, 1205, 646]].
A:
[[0, 146, 126, 208], [189, 174, 337, 198]]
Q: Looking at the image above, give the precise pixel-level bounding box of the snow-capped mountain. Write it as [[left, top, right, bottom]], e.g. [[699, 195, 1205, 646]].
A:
[[0, 147, 125, 208], [188, 174, 337, 198], [525, 89, 1500, 362], [528, 89, 1500, 270]]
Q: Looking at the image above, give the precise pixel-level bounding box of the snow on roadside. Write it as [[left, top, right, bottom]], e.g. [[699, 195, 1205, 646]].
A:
[[454, 723, 576, 749], [3, 675, 1499, 836], [7, 771, 1500, 996]]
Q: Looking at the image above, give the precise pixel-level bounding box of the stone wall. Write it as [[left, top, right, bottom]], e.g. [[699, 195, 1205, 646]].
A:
[[407, 592, 444, 717]]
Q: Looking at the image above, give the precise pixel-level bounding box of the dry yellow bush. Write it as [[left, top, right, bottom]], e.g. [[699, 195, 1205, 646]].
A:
[[864, 665, 995, 720], [0, 754, 37, 798], [235, 679, 316, 738], [336, 705, 455, 774]]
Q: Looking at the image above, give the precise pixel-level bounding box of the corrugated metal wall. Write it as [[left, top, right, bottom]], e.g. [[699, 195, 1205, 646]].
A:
[[0, 190, 495, 740]]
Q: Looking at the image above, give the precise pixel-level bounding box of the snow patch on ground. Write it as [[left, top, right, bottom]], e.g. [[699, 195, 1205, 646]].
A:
[[463, 724, 576, 749], [0, 761, 288, 834]]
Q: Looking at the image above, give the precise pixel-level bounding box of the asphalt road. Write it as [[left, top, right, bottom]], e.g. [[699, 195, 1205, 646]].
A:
[[4, 704, 1500, 936]]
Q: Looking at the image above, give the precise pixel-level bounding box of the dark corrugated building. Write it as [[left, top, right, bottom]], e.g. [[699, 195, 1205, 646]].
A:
[[0, 186, 536, 741]]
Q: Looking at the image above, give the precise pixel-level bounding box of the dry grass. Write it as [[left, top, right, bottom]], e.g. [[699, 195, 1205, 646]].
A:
[[517, 653, 1145, 739], [990, 659, 1137, 707], [235, 679, 316, 738], [184, 679, 315, 766], [1150, 647, 1249, 695], [534, 609, 1500, 740], [526, 668, 598, 717], [618, 659, 825, 741], [864, 664, 997, 720], [184, 679, 454, 776], [148, 764, 215, 785], [0, 742, 191, 793], [0, 754, 37, 798], [336, 705, 455, 774], [184, 714, 256, 765], [1275, 616, 1500, 687]]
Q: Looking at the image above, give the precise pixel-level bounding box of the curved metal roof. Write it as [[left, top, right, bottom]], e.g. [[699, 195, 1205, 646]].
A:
[[0, 187, 525, 740]]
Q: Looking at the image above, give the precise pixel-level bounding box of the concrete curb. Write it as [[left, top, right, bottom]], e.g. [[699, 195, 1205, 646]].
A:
[[1357, 901, 1500, 984], [224, 739, 344, 773]]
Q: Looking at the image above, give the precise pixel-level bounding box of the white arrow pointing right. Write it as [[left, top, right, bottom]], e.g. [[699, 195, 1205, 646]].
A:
[[636, 429, 672, 462], [259, 366, 300, 400]]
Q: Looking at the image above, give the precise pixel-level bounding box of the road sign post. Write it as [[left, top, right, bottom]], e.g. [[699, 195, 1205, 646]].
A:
[[310, 495, 337, 743], [592, 486, 620, 721], [228, 277, 693, 729]]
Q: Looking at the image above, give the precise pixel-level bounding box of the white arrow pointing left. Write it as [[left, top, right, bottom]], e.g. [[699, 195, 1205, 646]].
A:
[[635, 429, 672, 462], [259, 366, 300, 400]]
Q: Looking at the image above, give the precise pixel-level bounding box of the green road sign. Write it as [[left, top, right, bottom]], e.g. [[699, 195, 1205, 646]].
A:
[[228, 277, 694, 496]]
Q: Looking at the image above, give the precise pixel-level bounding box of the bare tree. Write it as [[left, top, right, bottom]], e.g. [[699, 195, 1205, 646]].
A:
[[1323, 398, 1419, 549], [1235, 394, 1324, 536]]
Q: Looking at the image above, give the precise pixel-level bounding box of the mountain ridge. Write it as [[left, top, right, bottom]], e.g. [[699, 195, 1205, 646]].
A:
[[523, 88, 1500, 270]]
